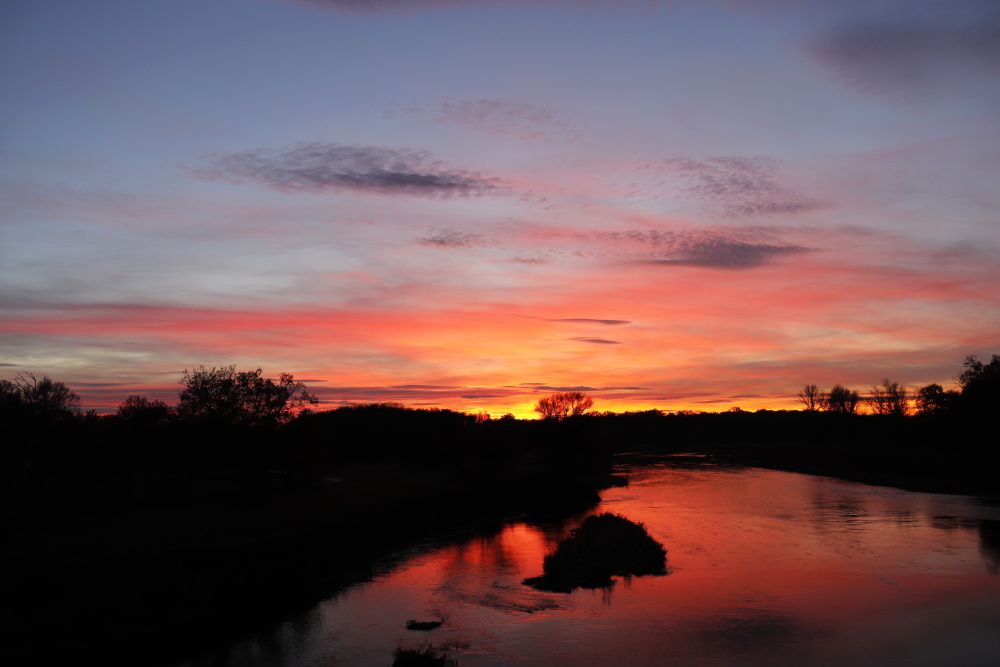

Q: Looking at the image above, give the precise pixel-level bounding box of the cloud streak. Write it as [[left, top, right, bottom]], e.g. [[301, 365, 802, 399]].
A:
[[651, 157, 822, 219], [420, 224, 811, 269], [196, 143, 505, 198], [417, 229, 491, 248], [549, 318, 631, 325], [639, 237, 809, 269], [388, 97, 577, 141]]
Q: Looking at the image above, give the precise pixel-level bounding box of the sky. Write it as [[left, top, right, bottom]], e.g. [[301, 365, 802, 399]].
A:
[[2, 0, 999, 416]]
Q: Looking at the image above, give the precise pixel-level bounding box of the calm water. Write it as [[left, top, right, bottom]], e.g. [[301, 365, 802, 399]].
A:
[[181, 457, 1000, 666]]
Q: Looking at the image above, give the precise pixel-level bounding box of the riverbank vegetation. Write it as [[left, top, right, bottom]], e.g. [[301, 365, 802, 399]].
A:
[[1, 354, 996, 661]]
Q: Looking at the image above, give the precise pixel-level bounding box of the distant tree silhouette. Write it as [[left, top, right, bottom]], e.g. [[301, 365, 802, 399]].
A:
[[178, 366, 316, 427], [534, 392, 594, 420], [957, 354, 1000, 413], [868, 378, 909, 416], [117, 395, 172, 425], [1, 372, 80, 421], [797, 384, 821, 411], [915, 383, 959, 416], [822, 384, 860, 415]]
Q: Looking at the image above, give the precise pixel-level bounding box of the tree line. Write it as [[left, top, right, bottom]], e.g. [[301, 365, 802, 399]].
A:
[[795, 354, 998, 417], [2, 354, 997, 521]]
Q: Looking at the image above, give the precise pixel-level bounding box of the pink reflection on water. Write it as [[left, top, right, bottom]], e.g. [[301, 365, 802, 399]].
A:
[[306, 462, 1000, 666]]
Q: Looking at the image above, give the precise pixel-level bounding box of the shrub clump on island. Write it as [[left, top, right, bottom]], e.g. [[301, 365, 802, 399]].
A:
[[522, 512, 667, 593], [392, 643, 457, 666]]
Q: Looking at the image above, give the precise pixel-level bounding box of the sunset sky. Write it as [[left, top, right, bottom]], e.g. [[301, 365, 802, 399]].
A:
[[2, 0, 999, 416]]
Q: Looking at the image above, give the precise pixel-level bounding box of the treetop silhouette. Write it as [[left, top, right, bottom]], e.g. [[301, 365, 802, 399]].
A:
[[534, 391, 594, 420], [178, 365, 316, 427]]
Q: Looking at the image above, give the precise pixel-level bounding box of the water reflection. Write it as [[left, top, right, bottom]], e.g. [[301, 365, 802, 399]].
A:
[[175, 608, 324, 667], [176, 461, 1000, 666], [978, 519, 1000, 574]]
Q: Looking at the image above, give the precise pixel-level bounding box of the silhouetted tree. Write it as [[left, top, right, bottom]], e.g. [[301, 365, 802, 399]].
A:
[[915, 383, 959, 416], [117, 395, 172, 426], [1, 373, 80, 421], [534, 392, 594, 420], [797, 384, 821, 411], [178, 366, 316, 427], [957, 354, 1000, 413], [868, 378, 909, 416], [822, 384, 860, 415]]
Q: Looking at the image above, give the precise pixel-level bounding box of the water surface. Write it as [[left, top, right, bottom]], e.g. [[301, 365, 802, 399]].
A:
[[180, 458, 1000, 666]]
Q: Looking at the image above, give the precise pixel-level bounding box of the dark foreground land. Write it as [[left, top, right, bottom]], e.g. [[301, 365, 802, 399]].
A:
[[2, 411, 618, 663], [2, 405, 996, 663]]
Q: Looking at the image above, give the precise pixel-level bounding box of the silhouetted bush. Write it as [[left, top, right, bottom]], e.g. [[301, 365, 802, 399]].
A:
[[392, 643, 457, 666], [523, 513, 667, 592]]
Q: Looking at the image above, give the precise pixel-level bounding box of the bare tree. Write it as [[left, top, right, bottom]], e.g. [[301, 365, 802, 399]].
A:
[[797, 384, 821, 411], [534, 392, 594, 420], [869, 378, 909, 416]]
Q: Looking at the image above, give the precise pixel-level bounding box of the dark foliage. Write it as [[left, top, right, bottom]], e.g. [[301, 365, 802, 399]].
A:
[[0, 372, 80, 422], [523, 513, 667, 592], [392, 644, 457, 667], [915, 383, 960, 415], [958, 354, 1000, 415], [823, 384, 860, 415], [178, 365, 316, 427], [406, 619, 443, 631]]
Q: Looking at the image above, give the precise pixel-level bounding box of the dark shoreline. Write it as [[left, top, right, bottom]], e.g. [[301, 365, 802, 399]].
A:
[[704, 443, 997, 499], [1, 463, 608, 664]]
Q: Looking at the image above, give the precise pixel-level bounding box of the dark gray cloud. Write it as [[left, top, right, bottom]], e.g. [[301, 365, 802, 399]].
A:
[[551, 317, 630, 325], [418, 222, 809, 270], [567, 337, 622, 344], [601, 228, 811, 269], [658, 156, 822, 219], [652, 392, 717, 401], [642, 238, 808, 269], [197, 143, 503, 198], [417, 229, 490, 248], [520, 316, 631, 325], [533, 385, 647, 392], [807, 1, 1000, 95]]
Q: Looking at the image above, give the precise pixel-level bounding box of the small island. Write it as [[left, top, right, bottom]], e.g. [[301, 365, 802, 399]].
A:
[[523, 513, 668, 593]]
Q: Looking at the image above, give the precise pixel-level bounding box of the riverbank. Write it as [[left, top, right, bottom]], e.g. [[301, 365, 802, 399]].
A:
[[703, 442, 997, 498], [2, 461, 612, 664], [615, 442, 997, 498]]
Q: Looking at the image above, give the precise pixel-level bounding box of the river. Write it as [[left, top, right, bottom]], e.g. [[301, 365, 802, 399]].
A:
[[177, 455, 1000, 666]]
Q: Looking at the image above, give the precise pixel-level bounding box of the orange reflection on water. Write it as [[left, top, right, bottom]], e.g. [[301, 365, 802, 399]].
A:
[[312, 461, 1000, 666]]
